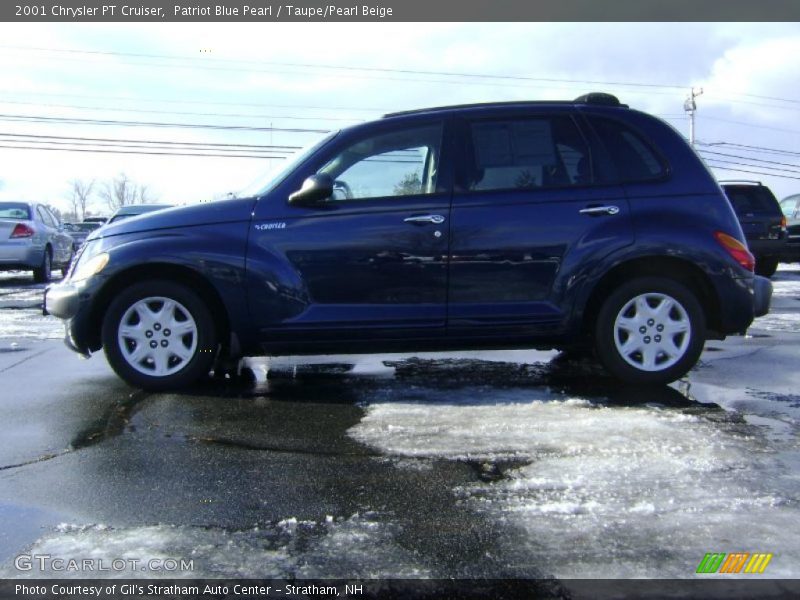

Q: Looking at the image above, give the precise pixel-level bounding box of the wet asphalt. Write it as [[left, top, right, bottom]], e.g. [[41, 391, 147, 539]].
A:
[[0, 268, 798, 591]]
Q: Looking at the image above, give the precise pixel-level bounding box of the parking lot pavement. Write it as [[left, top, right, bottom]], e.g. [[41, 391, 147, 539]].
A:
[[0, 267, 798, 585]]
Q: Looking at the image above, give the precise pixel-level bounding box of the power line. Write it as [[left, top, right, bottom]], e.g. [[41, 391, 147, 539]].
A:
[[700, 154, 800, 176], [702, 92, 800, 113], [0, 142, 286, 159], [706, 162, 800, 181], [0, 137, 295, 156], [0, 44, 689, 90], [0, 113, 331, 133], [0, 90, 388, 113], [698, 141, 800, 158], [697, 149, 800, 171], [6, 53, 687, 96], [0, 99, 363, 123], [5, 45, 800, 115], [0, 131, 302, 150], [700, 116, 800, 135]]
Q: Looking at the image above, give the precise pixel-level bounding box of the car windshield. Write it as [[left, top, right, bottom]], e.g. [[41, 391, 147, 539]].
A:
[[0, 202, 32, 220], [235, 132, 338, 198]]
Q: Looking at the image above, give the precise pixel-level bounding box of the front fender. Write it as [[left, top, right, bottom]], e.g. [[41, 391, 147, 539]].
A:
[[91, 222, 252, 346]]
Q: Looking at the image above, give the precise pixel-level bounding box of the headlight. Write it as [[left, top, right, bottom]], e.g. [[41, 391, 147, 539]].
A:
[[71, 252, 109, 282]]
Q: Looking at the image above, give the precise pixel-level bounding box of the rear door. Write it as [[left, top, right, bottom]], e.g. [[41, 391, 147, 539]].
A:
[[447, 109, 632, 337], [37, 205, 72, 264]]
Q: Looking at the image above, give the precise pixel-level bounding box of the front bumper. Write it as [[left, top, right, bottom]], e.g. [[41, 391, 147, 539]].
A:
[[753, 275, 772, 318], [43, 282, 80, 319], [43, 281, 93, 357]]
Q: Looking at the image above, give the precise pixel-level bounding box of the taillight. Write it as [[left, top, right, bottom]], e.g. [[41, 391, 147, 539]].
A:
[[781, 215, 788, 232], [10, 223, 34, 238], [714, 231, 755, 272]]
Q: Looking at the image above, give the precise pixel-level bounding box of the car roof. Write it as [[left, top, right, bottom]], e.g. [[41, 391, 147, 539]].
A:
[[381, 93, 628, 120]]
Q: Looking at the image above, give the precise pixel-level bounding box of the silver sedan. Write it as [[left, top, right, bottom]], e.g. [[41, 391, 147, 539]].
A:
[[0, 201, 74, 282]]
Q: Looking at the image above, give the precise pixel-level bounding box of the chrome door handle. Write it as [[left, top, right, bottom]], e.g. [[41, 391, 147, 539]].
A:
[[404, 214, 446, 224], [579, 205, 620, 216]]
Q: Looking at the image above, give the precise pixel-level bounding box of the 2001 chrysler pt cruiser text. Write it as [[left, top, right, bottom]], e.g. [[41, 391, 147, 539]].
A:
[[44, 93, 773, 390]]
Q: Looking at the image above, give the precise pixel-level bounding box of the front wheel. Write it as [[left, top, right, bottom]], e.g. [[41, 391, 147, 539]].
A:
[[102, 281, 218, 390], [594, 277, 706, 385]]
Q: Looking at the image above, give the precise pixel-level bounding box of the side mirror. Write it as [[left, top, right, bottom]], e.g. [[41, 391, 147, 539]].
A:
[[288, 174, 334, 206]]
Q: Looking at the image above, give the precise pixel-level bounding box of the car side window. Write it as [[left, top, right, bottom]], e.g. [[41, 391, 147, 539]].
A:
[[465, 116, 591, 192], [585, 116, 666, 182], [45, 207, 60, 227], [36, 206, 54, 227], [319, 124, 442, 201]]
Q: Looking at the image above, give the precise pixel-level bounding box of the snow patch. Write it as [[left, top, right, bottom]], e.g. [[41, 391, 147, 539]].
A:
[[3, 515, 430, 579], [349, 396, 800, 578]]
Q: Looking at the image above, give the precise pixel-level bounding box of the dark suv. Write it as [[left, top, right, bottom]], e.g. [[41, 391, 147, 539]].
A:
[[44, 93, 772, 389], [720, 181, 787, 277]]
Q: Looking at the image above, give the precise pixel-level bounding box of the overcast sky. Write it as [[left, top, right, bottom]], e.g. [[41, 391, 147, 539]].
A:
[[0, 22, 798, 216]]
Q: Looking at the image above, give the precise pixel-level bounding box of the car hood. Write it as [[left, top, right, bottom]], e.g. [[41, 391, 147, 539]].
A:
[[87, 198, 258, 241]]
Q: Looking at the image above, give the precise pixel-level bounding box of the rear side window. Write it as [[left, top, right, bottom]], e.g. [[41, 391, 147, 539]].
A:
[[586, 116, 666, 182], [723, 186, 781, 215], [465, 116, 591, 192], [37, 206, 56, 227]]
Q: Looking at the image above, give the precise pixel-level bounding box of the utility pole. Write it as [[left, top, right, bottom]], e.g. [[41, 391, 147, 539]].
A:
[[683, 87, 703, 146]]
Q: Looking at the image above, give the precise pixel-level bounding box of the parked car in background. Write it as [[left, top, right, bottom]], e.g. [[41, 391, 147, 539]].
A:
[[64, 222, 103, 252], [45, 93, 772, 390], [106, 204, 173, 224], [720, 181, 787, 277], [0, 201, 74, 282], [82, 216, 109, 225], [779, 194, 800, 263]]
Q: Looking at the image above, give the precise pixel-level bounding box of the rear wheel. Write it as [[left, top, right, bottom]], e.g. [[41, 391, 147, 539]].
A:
[[102, 281, 218, 390], [755, 256, 779, 278], [32, 247, 52, 283], [594, 277, 706, 385]]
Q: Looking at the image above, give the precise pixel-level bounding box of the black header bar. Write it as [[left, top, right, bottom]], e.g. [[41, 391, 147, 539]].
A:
[[4, 0, 800, 22]]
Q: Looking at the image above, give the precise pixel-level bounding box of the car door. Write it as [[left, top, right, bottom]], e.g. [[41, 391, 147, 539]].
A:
[[247, 119, 452, 344], [447, 109, 633, 338], [38, 205, 72, 264]]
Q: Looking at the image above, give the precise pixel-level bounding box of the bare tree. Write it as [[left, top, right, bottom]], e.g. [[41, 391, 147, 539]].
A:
[[99, 173, 156, 211], [66, 179, 95, 221]]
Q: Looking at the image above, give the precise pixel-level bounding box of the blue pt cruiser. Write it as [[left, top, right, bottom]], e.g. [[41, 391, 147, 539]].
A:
[[45, 94, 772, 389]]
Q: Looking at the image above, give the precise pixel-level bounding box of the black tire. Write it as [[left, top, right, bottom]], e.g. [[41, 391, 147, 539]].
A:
[[60, 250, 74, 278], [32, 247, 52, 283], [102, 280, 218, 390], [754, 256, 779, 278], [594, 277, 706, 385]]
